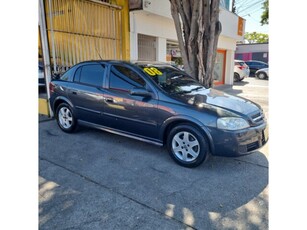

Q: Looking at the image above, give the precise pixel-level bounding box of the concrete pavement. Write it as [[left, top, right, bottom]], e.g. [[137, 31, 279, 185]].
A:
[[39, 77, 269, 229]]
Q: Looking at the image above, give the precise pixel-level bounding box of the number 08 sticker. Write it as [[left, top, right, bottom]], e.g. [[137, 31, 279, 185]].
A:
[[143, 67, 163, 76]]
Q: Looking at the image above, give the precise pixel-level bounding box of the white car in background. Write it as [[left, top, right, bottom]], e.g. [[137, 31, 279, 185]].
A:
[[234, 60, 250, 82], [255, 68, 269, 80]]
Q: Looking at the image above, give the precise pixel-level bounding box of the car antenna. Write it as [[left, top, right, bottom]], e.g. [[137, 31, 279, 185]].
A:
[[94, 42, 103, 61]]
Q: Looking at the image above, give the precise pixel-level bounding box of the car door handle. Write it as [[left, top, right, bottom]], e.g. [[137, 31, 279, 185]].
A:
[[72, 91, 78, 95], [104, 97, 114, 103]]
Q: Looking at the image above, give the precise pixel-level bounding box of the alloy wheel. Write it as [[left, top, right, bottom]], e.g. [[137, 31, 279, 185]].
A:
[[58, 107, 73, 129], [258, 72, 266, 79], [171, 131, 200, 162]]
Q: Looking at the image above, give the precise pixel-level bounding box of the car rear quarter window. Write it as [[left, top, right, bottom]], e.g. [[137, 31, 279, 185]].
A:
[[109, 65, 145, 91], [74, 67, 82, 82], [75, 64, 105, 87], [60, 68, 74, 81]]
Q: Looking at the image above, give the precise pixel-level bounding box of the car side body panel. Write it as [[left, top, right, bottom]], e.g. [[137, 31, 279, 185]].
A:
[[49, 60, 268, 160]]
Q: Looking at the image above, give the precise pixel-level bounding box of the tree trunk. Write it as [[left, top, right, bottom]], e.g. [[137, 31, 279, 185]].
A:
[[169, 0, 221, 88]]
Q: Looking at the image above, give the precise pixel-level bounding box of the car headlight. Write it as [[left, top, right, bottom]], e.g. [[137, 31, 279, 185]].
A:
[[217, 117, 250, 130]]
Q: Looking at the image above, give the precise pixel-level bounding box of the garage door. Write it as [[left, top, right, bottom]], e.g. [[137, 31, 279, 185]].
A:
[[44, 0, 123, 74]]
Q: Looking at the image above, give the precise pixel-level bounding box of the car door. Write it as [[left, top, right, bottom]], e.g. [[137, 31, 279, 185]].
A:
[[103, 64, 159, 140], [67, 63, 106, 125]]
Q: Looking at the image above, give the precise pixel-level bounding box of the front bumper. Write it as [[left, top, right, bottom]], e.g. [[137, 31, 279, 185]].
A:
[[208, 122, 268, 157]]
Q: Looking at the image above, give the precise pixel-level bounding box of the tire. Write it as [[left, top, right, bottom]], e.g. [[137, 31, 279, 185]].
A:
[[56, 103, 77, 133], [234, 73, 240, 82], [250, 69, 256, 77], [256, 72, 267, 80], [166, 124, 209, 168]]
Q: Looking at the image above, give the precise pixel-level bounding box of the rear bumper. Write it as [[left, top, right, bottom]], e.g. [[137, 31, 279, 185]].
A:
[[208, 123, 268, 157]]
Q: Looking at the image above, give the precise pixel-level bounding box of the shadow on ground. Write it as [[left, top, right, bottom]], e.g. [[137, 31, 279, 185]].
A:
[[39, 120, 268, 229]]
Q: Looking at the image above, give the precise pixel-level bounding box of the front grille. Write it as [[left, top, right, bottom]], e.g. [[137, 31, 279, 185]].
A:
[[251, 112, 263, 122], [250, 111, 264, 125]]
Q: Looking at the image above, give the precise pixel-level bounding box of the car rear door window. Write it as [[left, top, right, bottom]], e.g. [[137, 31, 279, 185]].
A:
[[109, 65, 145, 91], [75, 64, 105, 87]]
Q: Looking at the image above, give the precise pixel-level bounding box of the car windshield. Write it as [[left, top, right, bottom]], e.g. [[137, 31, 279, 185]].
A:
[[139, 65, 205, 94]]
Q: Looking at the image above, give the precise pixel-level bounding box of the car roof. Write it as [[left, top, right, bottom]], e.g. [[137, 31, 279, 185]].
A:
[[132, 61, 178, 68], [67, 60, 178, 73], [74, 60, 174, 66], [246, 60, 268, 64]]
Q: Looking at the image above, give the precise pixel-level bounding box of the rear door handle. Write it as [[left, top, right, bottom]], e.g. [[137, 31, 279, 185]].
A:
[[72, 91, 78, 95]]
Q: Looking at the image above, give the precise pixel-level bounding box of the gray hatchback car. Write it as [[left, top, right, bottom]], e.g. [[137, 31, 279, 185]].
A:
[[49, 60, 268, 167]]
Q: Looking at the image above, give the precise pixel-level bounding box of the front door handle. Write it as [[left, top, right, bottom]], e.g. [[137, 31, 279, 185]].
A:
[[104, 97, 114, 103]]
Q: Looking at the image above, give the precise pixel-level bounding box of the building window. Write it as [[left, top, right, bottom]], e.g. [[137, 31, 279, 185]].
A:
[[138, 34, 156, 61]]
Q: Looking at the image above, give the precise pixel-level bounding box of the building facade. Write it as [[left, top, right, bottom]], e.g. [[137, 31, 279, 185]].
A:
[[235, 43, 269, 64], [39, 0, 246, 115], [38, 0, 130, 115], [129, 0, 246, 85]]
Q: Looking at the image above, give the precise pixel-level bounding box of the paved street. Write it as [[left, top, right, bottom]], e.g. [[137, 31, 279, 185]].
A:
[[39, 77, 269, 229]]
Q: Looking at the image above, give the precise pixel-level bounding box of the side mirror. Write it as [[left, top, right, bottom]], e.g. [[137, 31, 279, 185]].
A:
[[129, 87, 152, 98]]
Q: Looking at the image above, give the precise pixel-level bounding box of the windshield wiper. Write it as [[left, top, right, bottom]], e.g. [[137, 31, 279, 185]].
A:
[[190, 86, 203, 92]]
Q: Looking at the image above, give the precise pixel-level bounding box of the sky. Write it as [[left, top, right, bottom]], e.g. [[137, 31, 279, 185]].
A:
[[234, 0, 268, 34]]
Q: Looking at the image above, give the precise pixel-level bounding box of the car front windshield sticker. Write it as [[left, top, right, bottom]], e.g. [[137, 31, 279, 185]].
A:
[[143, 67, 163, 76]]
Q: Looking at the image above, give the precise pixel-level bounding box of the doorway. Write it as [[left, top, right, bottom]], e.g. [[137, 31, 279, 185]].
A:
[[213, 50, 226, 85]]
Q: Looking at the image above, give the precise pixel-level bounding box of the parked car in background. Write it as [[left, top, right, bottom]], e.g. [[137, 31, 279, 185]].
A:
[[245, 60, 268, 76], [234, 60, 250, 82], [39, 62, 45, 87], [49, 60, 268, 168], [255, 68, 269, 80]]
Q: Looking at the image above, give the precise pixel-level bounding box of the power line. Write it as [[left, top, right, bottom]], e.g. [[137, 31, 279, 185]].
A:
[[241, 7, 262, 17], [236, 0, 255, 11], [238, 0, 265, 14], [236, 0, 255, 8], [236, 0, 252, 5]]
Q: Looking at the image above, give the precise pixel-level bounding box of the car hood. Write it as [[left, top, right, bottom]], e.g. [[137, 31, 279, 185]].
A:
[[173, 88, 260, 115]]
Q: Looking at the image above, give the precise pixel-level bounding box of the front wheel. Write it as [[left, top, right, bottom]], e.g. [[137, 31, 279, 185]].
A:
[[56, 103, 77, 133], [167, 124, 209, 168]]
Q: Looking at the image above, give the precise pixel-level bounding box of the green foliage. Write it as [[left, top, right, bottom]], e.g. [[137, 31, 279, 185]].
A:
[[244, 32, 268, 44], [261, 0, 269, 25]]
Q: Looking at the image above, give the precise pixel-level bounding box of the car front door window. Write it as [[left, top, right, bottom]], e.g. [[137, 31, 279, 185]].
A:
[[109, 65, 146, 92]]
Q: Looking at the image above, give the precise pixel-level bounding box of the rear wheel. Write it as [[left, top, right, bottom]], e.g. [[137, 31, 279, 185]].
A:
[[56, 103, 77, 133], [234, 73, 240, 82], [167, 124, 209, 168]]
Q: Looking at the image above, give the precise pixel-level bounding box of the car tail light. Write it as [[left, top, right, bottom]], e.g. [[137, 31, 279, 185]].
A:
[[238, 66, 245, 70], [49, 82, 55, 93]]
